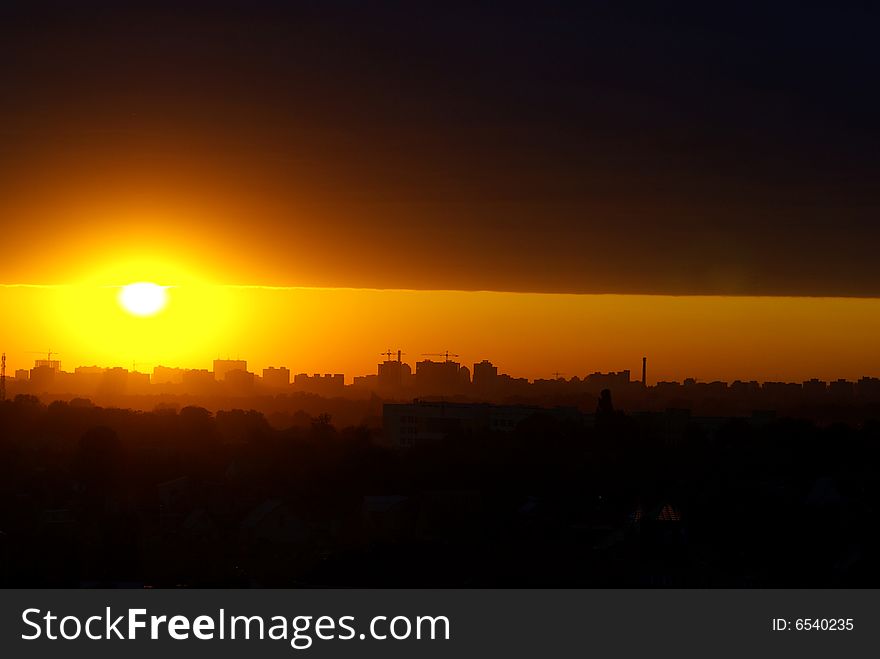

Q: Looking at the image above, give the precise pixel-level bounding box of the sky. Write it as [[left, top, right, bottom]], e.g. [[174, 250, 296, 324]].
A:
[[1, 2, 879, 381], [4, 284, 880, 384]]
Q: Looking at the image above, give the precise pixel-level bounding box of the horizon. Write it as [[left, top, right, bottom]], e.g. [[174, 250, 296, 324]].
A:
[[8, 351, 880, 389], [3, 285, 880, 383], [4, 3, 880, 389]]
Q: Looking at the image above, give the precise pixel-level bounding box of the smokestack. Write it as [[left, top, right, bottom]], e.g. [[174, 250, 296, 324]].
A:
[[641, 356, 647, 386]]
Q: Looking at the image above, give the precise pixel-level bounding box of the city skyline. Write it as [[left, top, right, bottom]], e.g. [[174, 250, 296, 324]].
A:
[[10, 350, 880, 394], [3, 2, 880, 392], [3, 285, 880, 384]]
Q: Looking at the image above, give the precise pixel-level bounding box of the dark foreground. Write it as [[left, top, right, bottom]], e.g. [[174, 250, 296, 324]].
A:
[[1, 394, 878, 587]]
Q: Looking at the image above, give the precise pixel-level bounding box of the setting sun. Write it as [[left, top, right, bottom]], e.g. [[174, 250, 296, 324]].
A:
[[119, 282, 168, 316]]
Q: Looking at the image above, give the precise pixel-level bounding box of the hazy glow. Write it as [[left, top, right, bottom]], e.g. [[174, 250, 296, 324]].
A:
[[2, 278, 880, 383], [119, 282, 168, 316]]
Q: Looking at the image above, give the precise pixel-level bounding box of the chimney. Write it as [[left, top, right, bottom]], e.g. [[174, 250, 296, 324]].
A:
[[641, 357, 647, 386]]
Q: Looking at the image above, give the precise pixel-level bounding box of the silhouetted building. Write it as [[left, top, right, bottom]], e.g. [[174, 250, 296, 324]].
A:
[[497, 373, 530, 396], [34, 358, 60, 372], [729, 380, 760, 396], [99, 367, 130, 396], [28, 365, 56, 391], [655, 380, 682, 397], [294, 373, 345, 396], [75, 366, 106, 374], [472, 360, 499, 396], [415, 359, 470, 395], [14, 369, 29, 381], [585, 370, 631, 391], [352, 374, 378, 389], [128, 371, 150, 394], [532, 376, 573, 396], [829, 379, 855, 399], [182, 369, 216, 394], [700, 381, 729, 396], [262, 366, 291, 389], [213, 359, 247, 381], [225, 368, 256, 393], [762, 381, 802, 403], [377, 358, 412, 392], [857, 377, 880, 399], [74, 365, 106, 391], [152, 365, 185, 384], [802, 378, 827, 397]]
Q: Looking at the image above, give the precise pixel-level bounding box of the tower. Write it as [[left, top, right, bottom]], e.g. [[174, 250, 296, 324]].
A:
[[641, 356, 647, 386], [0, 352, 6, 401]]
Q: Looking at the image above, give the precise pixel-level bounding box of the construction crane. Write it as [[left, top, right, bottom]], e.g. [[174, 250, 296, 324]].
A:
[[422, 351, 460, 362], [27, 350, 59, 362], [380, 349, 407, 363], [552, 371, 565, 380]]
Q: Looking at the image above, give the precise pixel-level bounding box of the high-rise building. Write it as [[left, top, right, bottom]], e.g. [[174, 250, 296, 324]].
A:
[[34, 358, 61, 372], [262, 366, 291, 388], [213, 359, 247, 381], [472, 360, 498, 397], [152, 365, 185, 384], [28, 365, 57, 391], [802, 378, 827, 397], [294, 373, 345, 395], [829, 379, 854, 399], [182, 369, 216, 394], [377, 359, 412, 391], [225, 368, 256, 392]]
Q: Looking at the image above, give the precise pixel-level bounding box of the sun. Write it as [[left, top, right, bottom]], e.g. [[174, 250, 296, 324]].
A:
[[119, 282, 168, 316]]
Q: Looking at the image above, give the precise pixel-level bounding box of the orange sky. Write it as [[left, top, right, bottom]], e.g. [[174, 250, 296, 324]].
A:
[[2, 161, 876, 384], [2, 4, 880, 386], [2, 277, 880, 384], [0, 131, 876, 385]]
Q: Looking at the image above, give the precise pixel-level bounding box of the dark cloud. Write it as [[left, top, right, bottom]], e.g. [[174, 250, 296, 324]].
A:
[[2, 1, 879, 294]]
